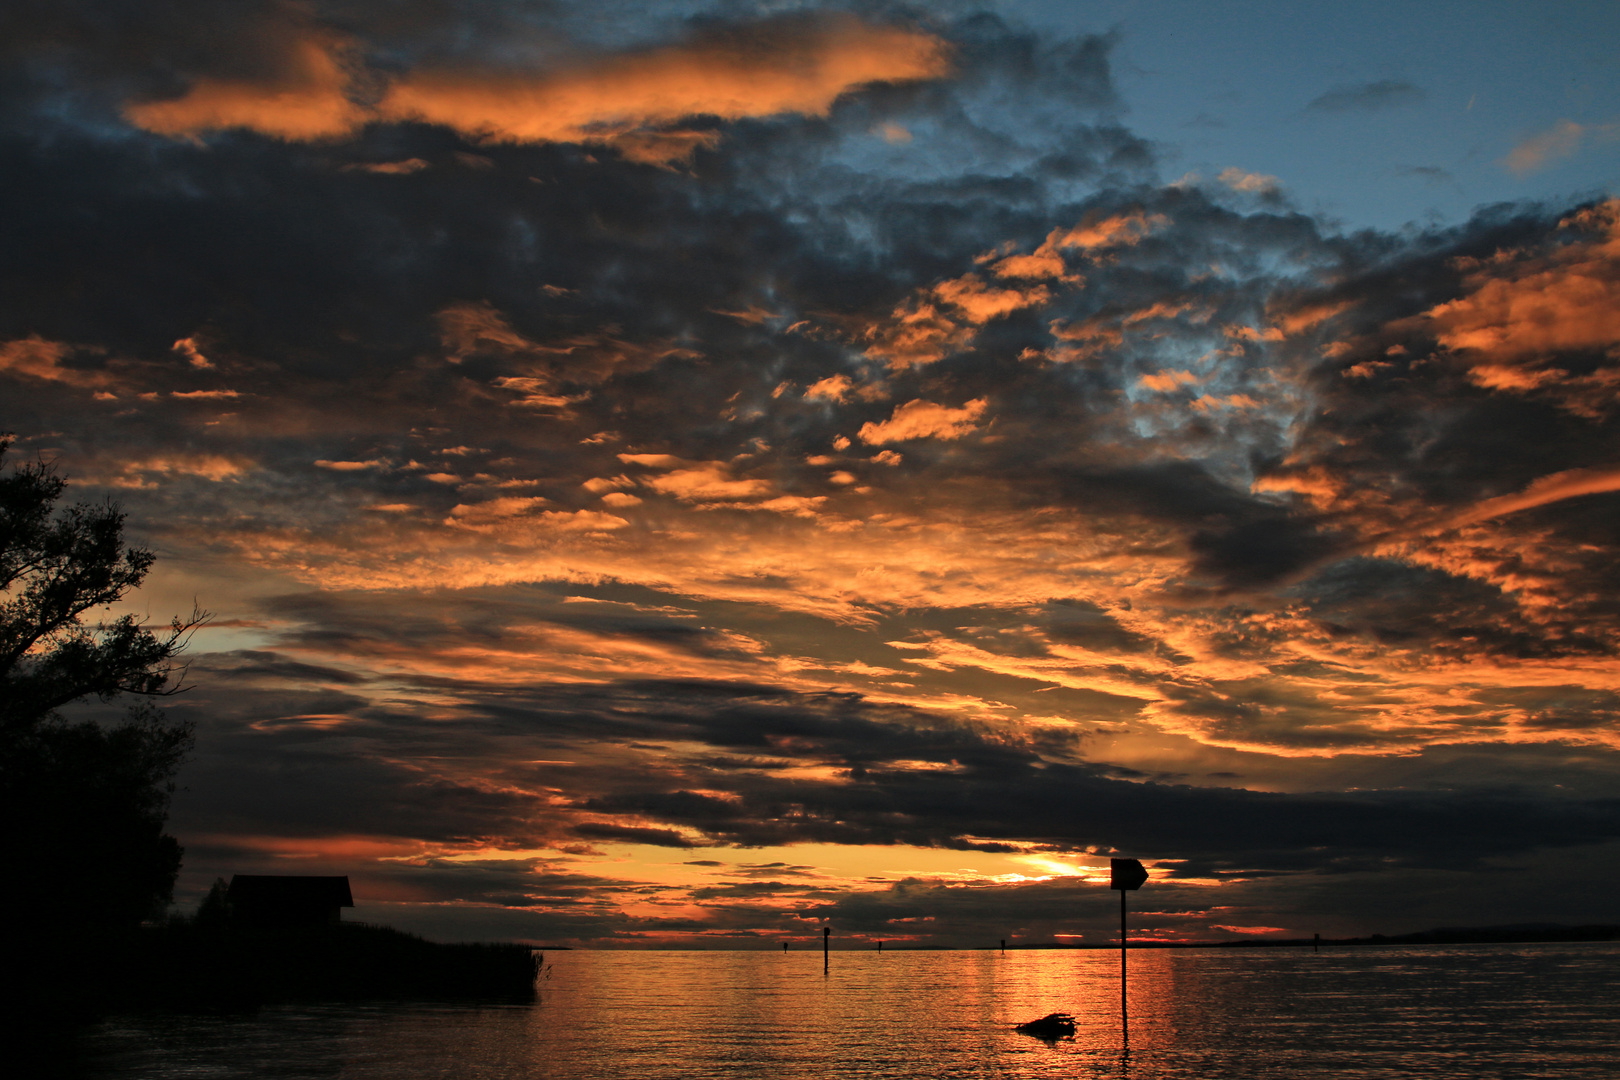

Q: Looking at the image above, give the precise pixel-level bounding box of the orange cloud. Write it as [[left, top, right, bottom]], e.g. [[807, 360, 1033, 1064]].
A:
[[1225, 324, 1285, 343], [438, 301, 538, 362], [95, 453, 254, 488], [172, 337, 214, 369], [644, 467, 773, 501], [1251, 466, 1344, 506], [863, 212, 1168, 371], [0, 336, 108, 387], [1431, 270, 1620, 359], [1267, 300, 1353, 337], [447, 498, 627, 534], [858, 398, 987, 444], [124, 32, 366, 141], [1138, 369, 1200, 393], [1046, 211, 1168, 251], [343, 158, 431, 175], [1502, 119, 1620, 176], [1123, 300, 1208, 326], [616, 456, 781, 504], [805, 374, 854, 402], [1446, 465, 1620, 529], [1429, 200, 1620, 359], [862, 300, 976, 370], [990, 212, 1166, 282], [930, 274, 1050, 324], [378, 17, 949, 163], [121, 16, 947, 164], [1190, 393, 1261, 411], [1422, 199, 1620, 416], [438, 300, 690, 402], [990, 248, 1070, 280], [1048, 318, 1124, 354]]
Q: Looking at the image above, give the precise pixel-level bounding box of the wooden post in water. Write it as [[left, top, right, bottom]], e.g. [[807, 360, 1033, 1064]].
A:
[[877, 940, 883, 953], [1109, 858, 1148, 1049], [1313, 932, 1320, 953], [1120, 887, 1128, 1042], [1000, 938, 1006, 954], [823, 925, 830, 974]]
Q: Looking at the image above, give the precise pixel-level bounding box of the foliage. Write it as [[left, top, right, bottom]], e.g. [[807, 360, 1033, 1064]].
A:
[[0, 436, 203, 934], [0, 704, 194, 930], [1, 438, 203, 732]]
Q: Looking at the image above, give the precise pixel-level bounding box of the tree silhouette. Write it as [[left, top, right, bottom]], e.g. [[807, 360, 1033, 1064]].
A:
[[0, 436, 204, 935], [1, 442, 202, 731]]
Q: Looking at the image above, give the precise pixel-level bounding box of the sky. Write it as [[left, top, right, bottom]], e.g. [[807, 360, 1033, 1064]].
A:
[[5, 0, 1620, 948]]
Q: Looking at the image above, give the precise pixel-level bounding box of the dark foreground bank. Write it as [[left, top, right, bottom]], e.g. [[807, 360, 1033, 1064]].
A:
[[10, 922, 540, 1024]]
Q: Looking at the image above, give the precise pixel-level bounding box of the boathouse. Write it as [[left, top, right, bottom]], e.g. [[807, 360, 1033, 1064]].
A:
[[227, 875, 354, 929]]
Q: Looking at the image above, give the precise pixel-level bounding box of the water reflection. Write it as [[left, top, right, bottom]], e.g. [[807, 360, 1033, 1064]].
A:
[[79, 944, 1620, 1079]]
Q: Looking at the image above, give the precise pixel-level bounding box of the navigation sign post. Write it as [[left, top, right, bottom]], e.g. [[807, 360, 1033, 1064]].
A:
[[1110, 858, 1148, 1046]]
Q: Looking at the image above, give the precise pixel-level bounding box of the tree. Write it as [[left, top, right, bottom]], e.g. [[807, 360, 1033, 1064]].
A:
[[1, 442, 201, 731], [0, 436, 205, 933]]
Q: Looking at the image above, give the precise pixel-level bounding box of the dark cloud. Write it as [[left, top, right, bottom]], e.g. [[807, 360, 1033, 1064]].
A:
[[163, 672, 1620, 877], [1305, 80, 1425, 114], [1397, 164, 1454, 185]]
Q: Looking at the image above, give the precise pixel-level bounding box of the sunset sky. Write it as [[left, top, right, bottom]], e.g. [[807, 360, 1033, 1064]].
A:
[[7, 0, 1620, 947]]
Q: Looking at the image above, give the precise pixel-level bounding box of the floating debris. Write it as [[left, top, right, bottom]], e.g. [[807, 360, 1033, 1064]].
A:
[[1014, 1013, 1076, 1042]]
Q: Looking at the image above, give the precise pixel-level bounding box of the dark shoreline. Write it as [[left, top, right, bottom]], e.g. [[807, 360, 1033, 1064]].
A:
[[958, 923, 1620, 950], [8, 922, 541, 1025]]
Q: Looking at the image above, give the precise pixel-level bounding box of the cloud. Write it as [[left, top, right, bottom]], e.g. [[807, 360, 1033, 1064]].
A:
[[1397, 165, 1453, 186], [344, 159, 431, 175], [1218, 167, 1281, 194], [0, 336, 109, 387], [172, 337, 213, 368], [931, 275, 1051, 324], [380, 15, 948, 163], [121, 12, 949, 165], [1305, 80, 1425, 113], [1421, 199, 1620, 416], [97, 453, 253, 487], [805, 374, 854, 402], [1502, 119, 1620, 176], [990, 211, 1165, 281], [124, 28, 366, 141], [858, 210, 1165, 371], [858, 399, 988, 444], [1446, 466, 1620, 529], [1139, 369, 1200, 393], [621, 457, 774, 502]]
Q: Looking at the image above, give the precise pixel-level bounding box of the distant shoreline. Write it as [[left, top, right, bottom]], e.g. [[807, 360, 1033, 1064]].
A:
[[534, 924, 1620, 950], [912, 924, 1620, 950]]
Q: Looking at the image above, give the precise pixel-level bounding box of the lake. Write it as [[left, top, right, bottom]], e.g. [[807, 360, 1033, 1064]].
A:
[[75, 943, 1620, 1078]]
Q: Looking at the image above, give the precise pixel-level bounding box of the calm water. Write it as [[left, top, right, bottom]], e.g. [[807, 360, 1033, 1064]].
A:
[[78, 944, 1619, 1079]]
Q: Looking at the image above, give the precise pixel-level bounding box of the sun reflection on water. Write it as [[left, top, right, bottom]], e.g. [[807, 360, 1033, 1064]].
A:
[[82, 944, 1620, 1079]]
